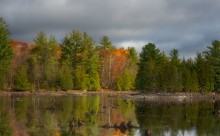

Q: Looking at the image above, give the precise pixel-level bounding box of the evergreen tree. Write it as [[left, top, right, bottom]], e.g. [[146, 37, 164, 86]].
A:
[[169, 49, 182, 91], [182, 60, 192, 91], [182, 59, 199, 92], [204, 40, 220, 92], [28, 32, 58, 90], [196, 53, 214, 92], [0, 18, 13, 89], [99, 35, 115, 50], [170, 49, 181, 66], [191, 69, 199, 92], [135, 43, 162, 91], [128, 47, 139, 63], [158, 53, 170, 91], [61, 30, 100, 91], [13, 64, 33, 91]]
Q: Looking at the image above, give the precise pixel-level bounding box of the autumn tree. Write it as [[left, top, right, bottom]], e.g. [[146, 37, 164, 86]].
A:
[[0, 17, 13, 89], [116, 47, 138, 91]]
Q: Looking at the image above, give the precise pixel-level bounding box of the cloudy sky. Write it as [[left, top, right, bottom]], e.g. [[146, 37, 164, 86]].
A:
[[1, 0, 220, 58]]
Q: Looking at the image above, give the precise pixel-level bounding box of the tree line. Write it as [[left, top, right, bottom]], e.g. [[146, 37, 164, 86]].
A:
[[0, 17, 220, 92]]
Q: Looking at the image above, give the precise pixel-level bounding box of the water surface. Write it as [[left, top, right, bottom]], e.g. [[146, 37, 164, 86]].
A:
[[0, 94, 220, 136]]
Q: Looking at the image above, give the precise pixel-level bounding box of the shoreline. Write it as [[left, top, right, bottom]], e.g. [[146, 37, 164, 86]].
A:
[[0, 90, 219, 102]]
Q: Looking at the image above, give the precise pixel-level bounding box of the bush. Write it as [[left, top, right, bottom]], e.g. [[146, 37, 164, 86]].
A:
[[116, 70, 135, 91], [59, 63, 73, 91], [14, 65, 33, 91]]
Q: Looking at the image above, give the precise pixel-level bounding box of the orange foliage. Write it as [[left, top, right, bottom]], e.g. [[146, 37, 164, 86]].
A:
[[10, 39, 34, 57], [54, 44, 62, 59], [112, 129, 129, 136], [99, 49, 130, 88]]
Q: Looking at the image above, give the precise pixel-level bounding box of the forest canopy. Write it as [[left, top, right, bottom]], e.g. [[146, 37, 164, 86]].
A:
[[0, 17, 220, 92]]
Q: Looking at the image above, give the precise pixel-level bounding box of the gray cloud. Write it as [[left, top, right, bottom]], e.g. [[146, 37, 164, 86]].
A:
[[1, 0, 220, 58]]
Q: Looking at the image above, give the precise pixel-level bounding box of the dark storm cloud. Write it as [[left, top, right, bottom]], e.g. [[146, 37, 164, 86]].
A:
[[1, 0, 220, 58]]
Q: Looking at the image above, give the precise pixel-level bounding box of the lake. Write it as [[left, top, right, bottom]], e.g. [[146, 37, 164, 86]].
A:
[[0, 94, 220, 136]]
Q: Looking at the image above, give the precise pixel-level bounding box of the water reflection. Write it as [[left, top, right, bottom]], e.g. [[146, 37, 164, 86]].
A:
[[0, 95, 220, 136]]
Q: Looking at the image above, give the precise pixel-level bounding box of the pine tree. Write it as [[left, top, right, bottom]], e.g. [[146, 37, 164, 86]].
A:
[[169, 49, 182, 91], [61, 30, 100, 91], [135, 43, 162, 91], [0, 18, 13, 89], [204, 40, 220, 92], [128, 47, 139, 63], [196, 53, 214, 92], [99, 35, 115, 50], [28, 32, 58, 90]]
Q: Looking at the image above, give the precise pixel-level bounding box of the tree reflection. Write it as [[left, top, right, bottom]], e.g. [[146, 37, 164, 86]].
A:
[[135, 100, 220, 136], [1, 95, 220, 136]]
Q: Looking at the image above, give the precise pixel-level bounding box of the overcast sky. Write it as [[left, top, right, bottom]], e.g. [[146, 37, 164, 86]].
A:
[[1, 0, 220, 58]]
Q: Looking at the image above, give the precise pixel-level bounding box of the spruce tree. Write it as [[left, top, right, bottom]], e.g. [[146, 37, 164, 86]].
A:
[[61, 30, 100, 91], [135, 43, 161, 91], [99, 35, 115, 50], [196, 53, 214, 92], [28, 32, 58, 90], [169, 49, 182, 91], [0, 18, 13, 89], [204, 40, 220, 92]]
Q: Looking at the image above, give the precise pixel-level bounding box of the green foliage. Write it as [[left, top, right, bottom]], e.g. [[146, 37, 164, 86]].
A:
[[170, 49, 181, 66], [98, 35, 115, 50], [204, 40, 220, 92], [1, 17, 220, 93], [116, 69, 135, 91], [182, 60, 199, 92], [168, 49, 182, 91], [128, 47, 139, 63], [28, 32, 58, 90], [61, 30, 100, 91], [196, 53, 214, 92], [59, 63, 73, 91], [0, 17, 13, 89], [136, 43, 162, 91], [74, 66, 88, 90], [13, 65, 33, 91]]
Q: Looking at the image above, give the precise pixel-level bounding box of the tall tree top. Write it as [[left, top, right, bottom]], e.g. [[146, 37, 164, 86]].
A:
[[140, 43, 161, 62], [99, 35, 115, 50], [169, 49, 181, 66], [0, 17, 13, 61]]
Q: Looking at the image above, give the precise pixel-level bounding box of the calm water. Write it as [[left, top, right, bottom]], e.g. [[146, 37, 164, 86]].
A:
[[0, 94, 220, 136]]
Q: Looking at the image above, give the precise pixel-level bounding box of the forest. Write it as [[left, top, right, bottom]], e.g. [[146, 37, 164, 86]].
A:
[[1, 17, 220, 92]]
